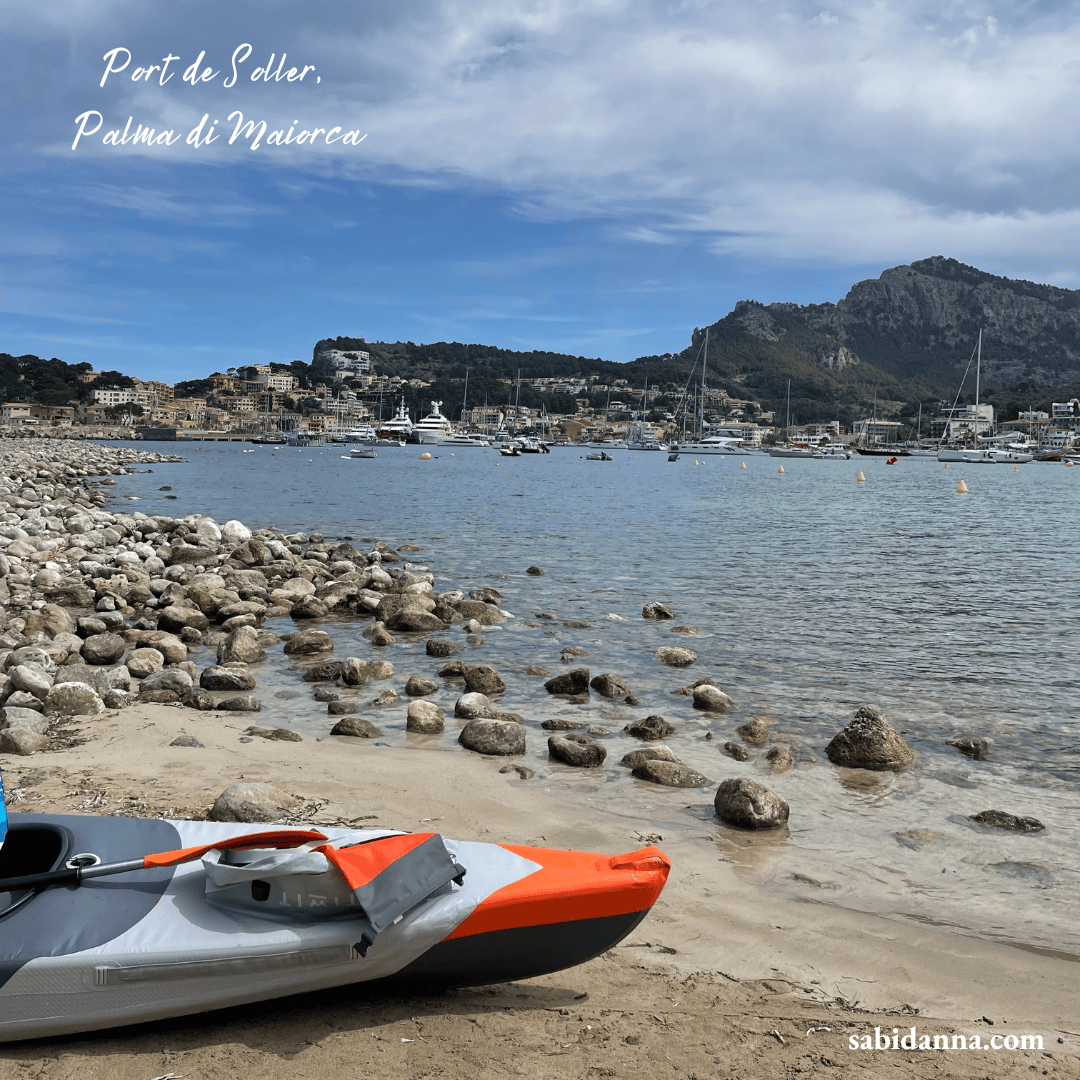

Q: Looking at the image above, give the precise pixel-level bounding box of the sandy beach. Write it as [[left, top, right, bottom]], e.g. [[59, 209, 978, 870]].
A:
[[2, 702, 1076, 1078]]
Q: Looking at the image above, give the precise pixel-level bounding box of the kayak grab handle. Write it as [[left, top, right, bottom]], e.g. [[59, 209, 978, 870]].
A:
[[607, 847, 670, 873]]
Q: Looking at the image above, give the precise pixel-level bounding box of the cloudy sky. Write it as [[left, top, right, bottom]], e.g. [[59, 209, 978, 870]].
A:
[[2, 0, 1078, 380]]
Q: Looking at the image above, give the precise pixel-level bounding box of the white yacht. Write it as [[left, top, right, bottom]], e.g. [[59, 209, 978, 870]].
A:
[[440, 432, 491, 447], [344, 424, 378, 443], [411, 401, 453, 444], [378, 398, 414, 441], [675, 435, 752, 456]]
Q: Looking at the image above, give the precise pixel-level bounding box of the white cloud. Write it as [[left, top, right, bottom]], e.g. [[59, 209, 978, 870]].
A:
[[8, 0, 1080, 276]]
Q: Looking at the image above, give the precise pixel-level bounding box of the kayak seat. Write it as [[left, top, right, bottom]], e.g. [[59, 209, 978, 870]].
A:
[[0, 823, 69, 918]]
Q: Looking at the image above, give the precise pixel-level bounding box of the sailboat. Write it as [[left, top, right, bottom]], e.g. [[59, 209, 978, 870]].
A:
[[673, 329, 752, 455], [937, 332, 1032, 464]]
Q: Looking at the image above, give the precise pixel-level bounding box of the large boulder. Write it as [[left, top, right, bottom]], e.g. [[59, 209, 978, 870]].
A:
[[138, 668, 194, 696], [548, 734, 607, 767], [44, 682, 105, 716], [9, 664, 53, 701], [384, 608, 446, 633], [824, 707, 914, 770], [406, 699, 445, 734], [459, 718, 525, 756], [0, 728, 49, 755], [714, 778, 790, 830], [209, 782, 299, 823], [1, 707, 51, 733], [157, 605, 211, 634], [126, 648, 165, 679], [216, 625, 267, 665], [544, 667, 590, 695], [632, 760, 708, 787], [22, 603, 75, 638], [81, 633, 127, 666]]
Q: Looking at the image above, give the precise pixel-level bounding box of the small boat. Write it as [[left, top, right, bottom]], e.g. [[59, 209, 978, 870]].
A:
[[0, 810, 669, 1042], [499, 445, 521, 457], [585, 451, 613, 461], [349, 446, 377, 459], [667, 452, 680, 462]]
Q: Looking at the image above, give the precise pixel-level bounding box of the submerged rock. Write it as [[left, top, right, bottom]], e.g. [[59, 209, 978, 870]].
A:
[[544, 667, 590, 695], [459, 718, 525, 756], [548, 734, 607, 767], [624, 715, 675, 741], [969, 810, 1044, 832], [632, 760, 708, 787]]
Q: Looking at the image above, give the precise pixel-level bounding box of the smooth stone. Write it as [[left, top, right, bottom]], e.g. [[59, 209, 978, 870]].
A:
[[139, 668, 194, 695], [406, 699, 445, 734], [463, 664, 505, 696], [455, 692, 495, 719], [621, 746, 678, 768], [216, 625, 267, 664], [692, 684, 736, 711], [459, 718, 525, 756], [632, 760, 708, 787], [43, 682, 105, 715], [209, 781, 299, 823], [544, 667, 590, 695], [81, 632, 127, 666], [654, 646, 696, 667], [331, 715, 382, 738], [714, 778, 790, 830], [0, 728, 48, 755], [404, 676, 438, 697], [282, 629, 334, 656], [590, 672, 630, 699], [548, 734, 607, 767], [217, 694, 262, 711], [126, 648, 165, 679], [200, 665, 256, 692]]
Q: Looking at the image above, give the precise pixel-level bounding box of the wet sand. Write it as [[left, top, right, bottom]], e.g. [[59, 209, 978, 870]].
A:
[[1, 703, 1076, 1078]]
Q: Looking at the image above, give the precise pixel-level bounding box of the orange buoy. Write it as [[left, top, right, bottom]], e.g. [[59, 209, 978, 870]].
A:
[[956, 480, 968, 493], [419, 452, 432, 460], [1067, 461, 1075, 468], [856, 471, 866, 482], [886, 456, 898, 465]]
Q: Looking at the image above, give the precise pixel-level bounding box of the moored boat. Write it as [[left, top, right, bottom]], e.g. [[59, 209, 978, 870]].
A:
[[0, 811, 669, 1042]]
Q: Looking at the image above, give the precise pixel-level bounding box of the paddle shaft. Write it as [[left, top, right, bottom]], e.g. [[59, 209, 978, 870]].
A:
[[0, 859, 146, 892]]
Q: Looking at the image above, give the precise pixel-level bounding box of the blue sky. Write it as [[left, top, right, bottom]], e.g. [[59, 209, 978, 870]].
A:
[[3, 0, 1079, 382]]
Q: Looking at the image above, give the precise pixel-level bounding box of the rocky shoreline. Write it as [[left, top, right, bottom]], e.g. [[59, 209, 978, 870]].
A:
[[0, 437, 1041, 837]]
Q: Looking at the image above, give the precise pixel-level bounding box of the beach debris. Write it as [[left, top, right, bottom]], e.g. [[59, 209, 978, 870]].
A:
[[714, 778, 790, 830], [770, 1029, 786, 1044], [824, 706, 914, 770], [806, 1026, 831, 1036]]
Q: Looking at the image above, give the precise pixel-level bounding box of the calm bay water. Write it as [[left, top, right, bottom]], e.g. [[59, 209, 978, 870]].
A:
[[112, 443, 1080, 956]]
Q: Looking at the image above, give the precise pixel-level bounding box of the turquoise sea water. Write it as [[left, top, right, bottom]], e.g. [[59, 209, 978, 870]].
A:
[[111, 443, 1080, 956]]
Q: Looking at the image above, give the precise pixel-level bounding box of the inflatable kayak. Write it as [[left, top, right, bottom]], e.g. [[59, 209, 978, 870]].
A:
[[0, 811, 669, 1042]]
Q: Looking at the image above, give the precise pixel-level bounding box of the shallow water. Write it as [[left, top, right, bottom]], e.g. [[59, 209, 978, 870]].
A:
[[111, 443, 1080, 956]]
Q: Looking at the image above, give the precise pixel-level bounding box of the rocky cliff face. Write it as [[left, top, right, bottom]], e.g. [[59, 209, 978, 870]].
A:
[[777, 257, 1080, 386]]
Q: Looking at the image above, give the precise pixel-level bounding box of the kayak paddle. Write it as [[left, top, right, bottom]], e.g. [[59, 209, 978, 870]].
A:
[[0, 827, 329, 893], [0, 765, 6, 854]]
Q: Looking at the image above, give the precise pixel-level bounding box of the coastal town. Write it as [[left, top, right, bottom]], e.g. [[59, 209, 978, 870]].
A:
[[4, 346, 1080, 455]]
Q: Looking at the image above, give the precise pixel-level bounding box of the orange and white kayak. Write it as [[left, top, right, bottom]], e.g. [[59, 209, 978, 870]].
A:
[[0, 813, 669, 1042]]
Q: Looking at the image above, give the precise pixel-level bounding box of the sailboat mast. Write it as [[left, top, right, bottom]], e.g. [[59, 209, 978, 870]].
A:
[[701, 328, 708, 439], [974, 330, 982, 445]]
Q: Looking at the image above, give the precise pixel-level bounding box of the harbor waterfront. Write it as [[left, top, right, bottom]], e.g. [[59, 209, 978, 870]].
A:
[[87, 441, 1080, 961]]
